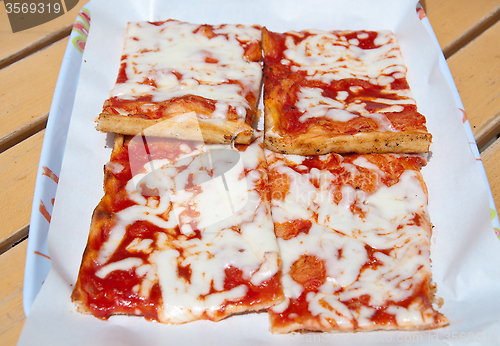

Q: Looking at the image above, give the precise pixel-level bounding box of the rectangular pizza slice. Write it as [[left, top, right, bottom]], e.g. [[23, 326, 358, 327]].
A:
[[96, 20, 263, 145], [265, 149, 448, 332], [262, 28, 432, 155], [71, 133, 284, 323]]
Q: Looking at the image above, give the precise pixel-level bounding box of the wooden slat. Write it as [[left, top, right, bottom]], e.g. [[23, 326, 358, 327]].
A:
[[0, 131, 44, 253], [0, 38, 67, 153], [425, 0, 500, 58], [0, 240, 27, 346], [447, 20, 500, 150], [0, 1, 85, 69], [482, 138, 500, 212]]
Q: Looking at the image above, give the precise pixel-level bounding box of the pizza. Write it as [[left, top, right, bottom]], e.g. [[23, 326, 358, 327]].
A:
[[265, 149, 448, 332], [96, 19, 263, 145], [71, 133, 285, 323], [74, 18, 449, 333], [261, 28, 432, 155]]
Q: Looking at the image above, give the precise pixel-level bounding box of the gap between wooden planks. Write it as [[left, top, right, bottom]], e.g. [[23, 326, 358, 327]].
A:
[[0, 240, 27, 345], [0, 38, 69, 153], [0, 1, 85, 69], [447, 20, 500, 150], [0, 130, 44, 254], [425, 0, 500, 58]]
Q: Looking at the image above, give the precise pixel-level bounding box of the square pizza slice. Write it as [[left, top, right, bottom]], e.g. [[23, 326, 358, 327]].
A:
[[262, 28, 432, 155], [96, 20, 263, 145], [265, 149, 448, 332], [71, 133, 284, 323]]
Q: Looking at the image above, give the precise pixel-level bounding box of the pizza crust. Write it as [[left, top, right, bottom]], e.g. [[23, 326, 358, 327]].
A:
[[269, 308, 449, 334], [264, 127, 432, 155], [263, 91, 431, 154], [71, 202, 113, 315], [97, 112, 254, 144]]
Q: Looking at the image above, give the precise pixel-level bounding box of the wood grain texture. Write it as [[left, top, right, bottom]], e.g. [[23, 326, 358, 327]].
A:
[[447, 20, 500, 150], [482, 138, 500, 212], [0, 240, 27, 346], [0, 1, 85, 69], [0, 38, 67, 153], [0, 131, 44, 253], [425, 0, 500, 58]]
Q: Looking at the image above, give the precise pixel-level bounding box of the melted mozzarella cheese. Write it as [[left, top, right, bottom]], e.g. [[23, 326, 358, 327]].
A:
[[307, 292, 353, 328], [281, 30, 416, 130], [109, 20, 262, 120], [126, 238, 154, 253], [95, 258, 143, 279], [352, 156, 386, 177], [283, 30, 406, 82], [267, 150, 435, 328], [297, 87, 357, 123], [97, 136, 280, 323]]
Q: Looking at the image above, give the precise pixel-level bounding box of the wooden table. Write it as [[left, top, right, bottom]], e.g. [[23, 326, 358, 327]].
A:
[[1, 1, 500, 344]]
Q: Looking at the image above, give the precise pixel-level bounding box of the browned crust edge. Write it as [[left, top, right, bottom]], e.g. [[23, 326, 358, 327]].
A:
[[71, 135, 125, 314], [268, 312, 449, 334], [263, 81, 432, 155], [71, 201, 114, 314], [96, 113, 254, 145], [264, 128, 432, 155]]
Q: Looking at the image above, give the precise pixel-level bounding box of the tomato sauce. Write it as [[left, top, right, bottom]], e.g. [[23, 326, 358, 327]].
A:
[[104, 93, 249, 121], [104, 21, 260, 121], [263, 29, 427, 135], [274, 278, 441, 329], [222, 266, 283, 310], [78, 135, 284, 322], [79, 263, 160, 321], [275, 219, 312, 240], [115, 55, 128, 83], [343, 31, 380, 50], [271, 292, 317, 327]]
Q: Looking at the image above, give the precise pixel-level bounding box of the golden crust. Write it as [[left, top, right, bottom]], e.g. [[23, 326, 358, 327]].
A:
[[264, 127, 432, 155], [261, 27, 273, 58], [72, 135, 126, 315], [96, 112, 253, 144], [71, 202, 115, 315], [269, 313, 449, 334]]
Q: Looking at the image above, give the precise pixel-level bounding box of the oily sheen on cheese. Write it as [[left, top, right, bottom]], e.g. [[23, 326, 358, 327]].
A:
[[96, 20, 263, 144], [265, 150, 448, 333], [71, 134, 284, 323], [262, 28, 432, 155], [75, 18, 450, 333]]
